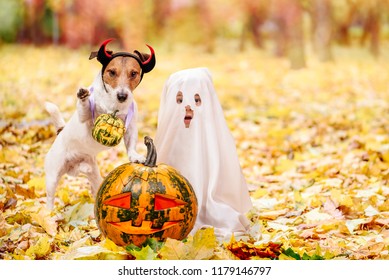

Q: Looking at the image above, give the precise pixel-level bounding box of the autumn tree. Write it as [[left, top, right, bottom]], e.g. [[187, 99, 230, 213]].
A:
[[239, 0, 270, 51], [152, 0, 172, 41], [332, 0, 355, 46], [105, 0, 148, 50], [17, 0, 46, 44], [272, 0, 306, 69], [196, 0, 216, 53], [309, 0, 333, 62], [359, 0, 382, 57], [48, 0, 115, 48]]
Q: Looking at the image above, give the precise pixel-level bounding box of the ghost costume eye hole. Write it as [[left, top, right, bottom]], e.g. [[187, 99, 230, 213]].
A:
[[176, 91, 183, 104], [194, 94, 202, 106]]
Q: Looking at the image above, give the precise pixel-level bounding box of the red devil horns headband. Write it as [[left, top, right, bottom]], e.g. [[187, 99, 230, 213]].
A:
[[90, 38, 156, 78]]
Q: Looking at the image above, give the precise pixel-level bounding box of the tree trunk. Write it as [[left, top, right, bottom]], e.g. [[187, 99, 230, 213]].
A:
[[283, 0, 306, 69], [360, 0, 381, 57], [197, 0, 215, 53], [312, 0, 333, 62], [152, 0, 171, 39]]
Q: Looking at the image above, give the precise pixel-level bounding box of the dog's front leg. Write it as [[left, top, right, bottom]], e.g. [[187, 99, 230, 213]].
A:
[[124, 115, 146, 163], [76, 87, 92, 123]]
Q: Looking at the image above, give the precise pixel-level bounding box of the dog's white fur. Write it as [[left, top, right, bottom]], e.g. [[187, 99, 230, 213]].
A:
[[44, 70, 145, 209]]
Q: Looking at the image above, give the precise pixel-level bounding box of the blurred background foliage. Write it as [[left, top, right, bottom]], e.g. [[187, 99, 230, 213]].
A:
[[0, 0, 388, 69]]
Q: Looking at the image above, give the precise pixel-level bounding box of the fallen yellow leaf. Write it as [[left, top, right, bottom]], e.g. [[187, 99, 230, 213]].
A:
[[30, 208, 58, 236], [25, 235, 52, 259]]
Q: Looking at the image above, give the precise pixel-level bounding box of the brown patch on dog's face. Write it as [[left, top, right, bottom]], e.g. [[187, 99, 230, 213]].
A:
[[102, 56, 142, 92]]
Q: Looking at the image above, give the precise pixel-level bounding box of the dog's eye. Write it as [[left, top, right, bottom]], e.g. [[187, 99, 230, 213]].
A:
[[176, 91, 183, 104], [130, 71, 138, 79], [194, 94, 201, 106], [108, 69, 116, 77]]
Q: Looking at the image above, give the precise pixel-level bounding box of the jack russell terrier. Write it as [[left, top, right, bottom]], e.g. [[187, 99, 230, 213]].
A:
[[44, 39, 156, 209]]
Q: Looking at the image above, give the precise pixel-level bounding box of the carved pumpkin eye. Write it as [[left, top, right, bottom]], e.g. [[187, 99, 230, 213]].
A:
[[102, 192, 187, 211], [103, 192, 131, 209], [154, 193, 187, 210]]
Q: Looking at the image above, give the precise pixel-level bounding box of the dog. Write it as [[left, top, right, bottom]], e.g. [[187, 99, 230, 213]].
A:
[[44, 39, 156, 209]]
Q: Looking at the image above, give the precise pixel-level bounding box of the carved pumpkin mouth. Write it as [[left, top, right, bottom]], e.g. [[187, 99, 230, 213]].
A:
[[109, 220, 181, 235], [103, 192, 187, 235]]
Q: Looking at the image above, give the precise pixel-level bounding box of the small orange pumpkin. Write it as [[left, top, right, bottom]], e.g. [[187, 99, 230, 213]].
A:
[[95, 136, 198, 247]]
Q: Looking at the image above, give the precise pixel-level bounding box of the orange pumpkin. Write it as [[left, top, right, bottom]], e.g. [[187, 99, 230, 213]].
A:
[[95, 136, 198, 247]]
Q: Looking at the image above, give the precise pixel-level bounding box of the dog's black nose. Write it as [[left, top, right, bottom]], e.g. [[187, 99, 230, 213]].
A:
[[117, 92, 128, 102]]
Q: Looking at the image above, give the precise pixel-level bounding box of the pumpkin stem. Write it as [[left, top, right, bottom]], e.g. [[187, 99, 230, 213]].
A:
[[144, 136, 157, 167], [111, 110, 119, 118]]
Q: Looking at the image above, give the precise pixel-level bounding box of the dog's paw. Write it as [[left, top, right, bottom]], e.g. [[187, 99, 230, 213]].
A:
[[128, 151, 146, 164], [77, 87, 90, 101]]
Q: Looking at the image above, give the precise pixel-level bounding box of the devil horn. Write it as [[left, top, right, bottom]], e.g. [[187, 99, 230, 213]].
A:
[[140, 44, 156, 73], [96, 38, 115, 65]]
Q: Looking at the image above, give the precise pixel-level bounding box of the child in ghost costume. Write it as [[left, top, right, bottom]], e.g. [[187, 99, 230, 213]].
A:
[[155, 67, 253, 239]]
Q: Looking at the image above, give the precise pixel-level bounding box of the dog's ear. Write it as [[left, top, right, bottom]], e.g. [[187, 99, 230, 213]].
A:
[[89, 51, 98, 60], [89, 50, 113, 60], [134, 50, 149, 62], [134, 45, 156, 73], [90, 38, 116, 66]]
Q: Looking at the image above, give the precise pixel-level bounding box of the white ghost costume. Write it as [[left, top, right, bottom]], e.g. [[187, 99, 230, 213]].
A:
[[155, 67, 252, 239]]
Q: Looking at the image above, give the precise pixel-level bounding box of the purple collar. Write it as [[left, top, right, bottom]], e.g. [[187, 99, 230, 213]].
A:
[[88, 87, 134, 129]]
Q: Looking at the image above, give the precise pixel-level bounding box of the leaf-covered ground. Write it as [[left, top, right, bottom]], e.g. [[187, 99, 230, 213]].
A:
[[1, 44, 389, 260]]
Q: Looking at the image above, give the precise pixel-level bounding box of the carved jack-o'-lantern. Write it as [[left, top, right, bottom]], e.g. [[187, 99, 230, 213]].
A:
[[95, 136, 198, 247], [92, 110, 125, 147]]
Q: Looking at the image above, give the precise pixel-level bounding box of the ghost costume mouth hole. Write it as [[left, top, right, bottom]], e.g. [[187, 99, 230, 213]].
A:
[[184, 109, 193, 128]]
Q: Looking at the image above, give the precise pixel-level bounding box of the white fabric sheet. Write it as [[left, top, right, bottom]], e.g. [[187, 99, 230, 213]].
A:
[[155, 67, 252, 238]]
